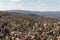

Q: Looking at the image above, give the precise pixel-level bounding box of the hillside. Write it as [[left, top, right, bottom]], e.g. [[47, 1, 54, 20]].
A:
[[0, 11, 60, 40]]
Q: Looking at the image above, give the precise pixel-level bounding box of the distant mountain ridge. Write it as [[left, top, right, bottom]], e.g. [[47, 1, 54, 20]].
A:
[[6, 10, 60, 20]]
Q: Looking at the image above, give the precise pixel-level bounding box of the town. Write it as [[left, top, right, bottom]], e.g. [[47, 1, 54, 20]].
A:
[[0, 11, 60, 40]]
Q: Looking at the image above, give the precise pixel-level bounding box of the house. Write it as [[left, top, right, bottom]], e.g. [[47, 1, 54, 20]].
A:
[[56, 36, 60, 40]]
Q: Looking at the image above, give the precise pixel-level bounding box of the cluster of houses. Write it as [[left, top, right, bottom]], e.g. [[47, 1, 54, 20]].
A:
[[0, 14, 60, 40], [0, 20, 60, 40]]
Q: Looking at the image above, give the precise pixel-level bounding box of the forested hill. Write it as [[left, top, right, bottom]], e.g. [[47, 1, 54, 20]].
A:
[[7, 10, 60, 20], [0, 11, 59, 23]]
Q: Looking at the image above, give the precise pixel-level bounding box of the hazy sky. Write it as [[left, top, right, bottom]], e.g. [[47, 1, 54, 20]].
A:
[[0, 0, 60, 11]]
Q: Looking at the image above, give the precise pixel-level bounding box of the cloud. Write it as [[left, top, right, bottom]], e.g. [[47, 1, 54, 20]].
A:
[[10, 0, 21, 2], [0, 3, 60, 11], [37, 1, 41, 3], [0, 0, 60, 11]]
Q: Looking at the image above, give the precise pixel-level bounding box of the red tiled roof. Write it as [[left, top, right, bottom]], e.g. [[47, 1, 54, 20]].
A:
[[56, 36, 60, 38]]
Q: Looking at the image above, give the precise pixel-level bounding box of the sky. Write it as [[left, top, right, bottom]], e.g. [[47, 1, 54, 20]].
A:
[[0, 0, 60, 11]]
